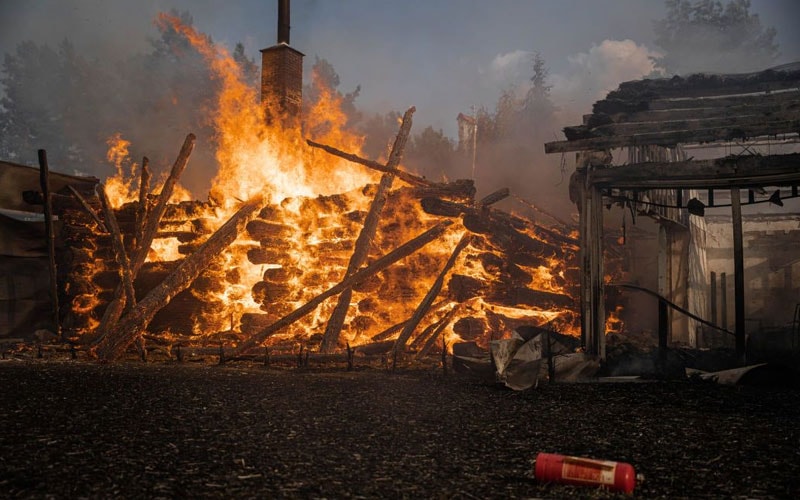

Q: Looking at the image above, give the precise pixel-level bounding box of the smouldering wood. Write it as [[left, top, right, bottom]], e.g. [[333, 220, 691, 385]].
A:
[[233, 220, 453, 356], [97, 134, 195, 335]]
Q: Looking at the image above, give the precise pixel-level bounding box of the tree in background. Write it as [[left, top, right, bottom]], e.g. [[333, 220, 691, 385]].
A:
[[0, 9, 252, 191], [404, 126, 459, 181], [0, 40, 97, 168], [358, 110, 401, 161], [653, 0, 779, 75], [520, 52, 557, 139], [303, 56, 361, 129], [233, 42, 259, 89]]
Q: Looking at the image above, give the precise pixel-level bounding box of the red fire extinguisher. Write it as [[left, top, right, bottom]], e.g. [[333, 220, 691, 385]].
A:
[[534, 452, 638, 494]]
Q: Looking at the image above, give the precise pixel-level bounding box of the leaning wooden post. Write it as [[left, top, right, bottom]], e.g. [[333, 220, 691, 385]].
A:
[[94, 194, 265, 361], [135, 157, 152, 253], [391, 233, 471, 357], [96, 184, 137, 311], [67, 185, 107, 232], [234, 220, 453, 356], [97, 134, 195, 334], [416, 305, 459, 358], [38, 149, 60, 338], [320, 107, 415, 353]]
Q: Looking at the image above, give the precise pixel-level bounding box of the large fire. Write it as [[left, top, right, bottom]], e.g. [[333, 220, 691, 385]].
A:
[[80, 14, 579, 356]]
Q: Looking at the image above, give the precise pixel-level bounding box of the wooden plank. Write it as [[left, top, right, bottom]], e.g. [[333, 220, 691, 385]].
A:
[[594, 88, 800, 116], [604, 69, 800, 101], [568, 108, 800, 140], [587, 153, 800, 189], [591, 91, 800, 125], [545, 120, 800, 153]]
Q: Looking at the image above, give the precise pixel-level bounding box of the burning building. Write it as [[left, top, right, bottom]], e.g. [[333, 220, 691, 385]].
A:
[[0, 4, 580, 363]]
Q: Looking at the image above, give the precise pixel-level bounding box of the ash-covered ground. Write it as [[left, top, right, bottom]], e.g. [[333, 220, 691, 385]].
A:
[[1, 359, 798, 499]]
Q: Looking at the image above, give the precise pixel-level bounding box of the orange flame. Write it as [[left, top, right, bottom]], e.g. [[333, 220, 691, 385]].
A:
[[84, 14, 582, 352]]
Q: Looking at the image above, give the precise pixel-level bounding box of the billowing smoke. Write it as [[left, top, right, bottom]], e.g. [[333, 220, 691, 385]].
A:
[[551, 39, 661, 124]]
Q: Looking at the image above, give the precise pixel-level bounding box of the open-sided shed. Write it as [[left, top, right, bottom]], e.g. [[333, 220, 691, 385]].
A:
[[0, 160, 98, 339], [545, 63, 800, 361]]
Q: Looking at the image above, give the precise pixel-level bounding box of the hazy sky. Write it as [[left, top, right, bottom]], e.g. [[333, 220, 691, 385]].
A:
[[1, 0, 799, 137]]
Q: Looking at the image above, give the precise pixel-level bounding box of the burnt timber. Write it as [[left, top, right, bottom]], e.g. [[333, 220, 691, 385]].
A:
[[545, 63, 800, 361]]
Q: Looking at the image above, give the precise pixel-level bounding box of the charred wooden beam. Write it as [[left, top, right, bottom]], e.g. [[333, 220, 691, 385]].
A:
[[233, 220, 454, 356], [307, 129, 441, 189], [38, 149, 59, 337], [97, 184, 136, 311], [565, 108, 800, 141], [321, 107, 415, 353], [392, 234, 471, 355], [414, 305, 459, 357], [603, 69, 800, 101], [588, 153, 800, 189], [93, 194, 265, 361], [135, 157, 152, 253], [67, 185, 106, 232], [422, 194, 578, 253], [589, 92, 800, 126], [447, 272, 573, 309], [97, 134, 195, 335], [546, 120, 800, 153]]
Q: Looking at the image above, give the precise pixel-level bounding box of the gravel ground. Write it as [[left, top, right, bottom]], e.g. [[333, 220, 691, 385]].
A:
[[1, 359, 799, 499]]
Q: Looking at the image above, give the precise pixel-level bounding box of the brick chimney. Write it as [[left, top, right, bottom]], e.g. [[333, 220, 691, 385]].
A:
[[261, 0, 304, 123]]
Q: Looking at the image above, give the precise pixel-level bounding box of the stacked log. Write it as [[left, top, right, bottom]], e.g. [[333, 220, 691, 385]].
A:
[[56, 186, 108, 336], [241, 179, 477, 347], [243, 193, 364, 332]]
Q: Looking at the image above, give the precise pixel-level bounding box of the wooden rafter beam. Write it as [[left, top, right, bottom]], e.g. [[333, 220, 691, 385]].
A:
[[569, 108, 800, 140], [589, 89, 800, 121], [587, 153, 800, 189], [545, 120, 800, 153], [605, 69, 800, 101]]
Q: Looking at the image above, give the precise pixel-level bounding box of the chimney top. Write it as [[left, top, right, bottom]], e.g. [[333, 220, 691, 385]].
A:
[[277, 0, 290, 45]]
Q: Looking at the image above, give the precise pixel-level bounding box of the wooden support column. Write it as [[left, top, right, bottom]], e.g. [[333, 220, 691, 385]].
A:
[[588, 183, 606, 358], [577, 152, 606, 358], [730, 188, 746, 363], [577, 165, 590, 350]]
